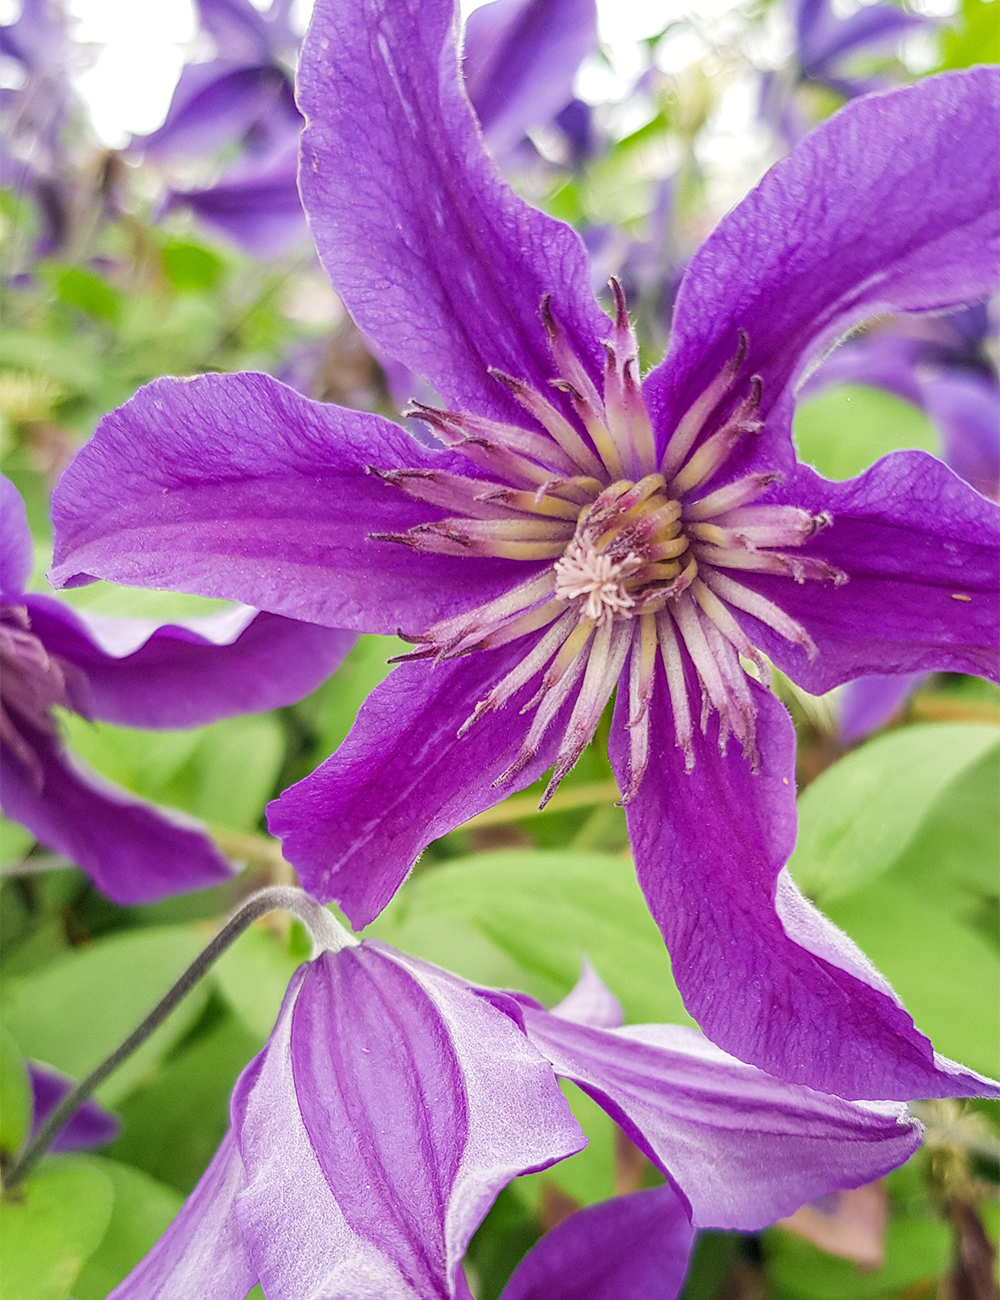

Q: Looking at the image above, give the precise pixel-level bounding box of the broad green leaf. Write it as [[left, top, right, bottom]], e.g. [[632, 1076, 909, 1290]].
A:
[[108, 1013, 260, 1194], [822, 880, 1000, 1078], [765, 1209, 950, 1300], [304, 634, 405, 760], [170, 714, 285, 832], [0, 926, 211, 1105], [0, 1155, 114, 1300], [51, 268, 121, 324], [60, 714, 204, 797], [369, 851, 692, 1026], [792, 384, 937, 481], [161, 242, 224, 292], [789, 724, 1000, 903], [0, 816, 33, 867], [940, 0, 1000, 69], [0, 1026, 31, 1157], [72, 1159, 182, 1300], [214, 926, 301, 1043]]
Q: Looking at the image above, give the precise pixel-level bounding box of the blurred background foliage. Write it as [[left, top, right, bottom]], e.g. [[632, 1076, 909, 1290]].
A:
[[0, 0, 998, 1296]]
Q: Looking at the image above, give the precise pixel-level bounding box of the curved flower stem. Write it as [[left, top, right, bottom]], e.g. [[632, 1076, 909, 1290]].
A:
[[2, 886, 353, 1191]]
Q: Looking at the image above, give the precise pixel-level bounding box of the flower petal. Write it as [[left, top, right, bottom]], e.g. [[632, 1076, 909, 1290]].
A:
[[50, 372, 528, 631], [744, 453, 1000, 693], [1, 474, 32, 600], [836, 673, 923, 744], [549, 959, 623, 1029], [919, 370, 1000, 502], [24, 595, 354, 730], [297, 0, 610, 421], [167, 152, 307, 259], [522, 1007, 923, 1231], [268, 637, 576, 927], [232, 946, 583, 1299], [108, 1131, 257, 1300], [499, 1185, 694, 1300], [464, 0, 598, 162], [28, 1062, 120, 1153], [1, 725, 233, 904], [608, 676, 999, 1101], [644, 70, 1000, 471]]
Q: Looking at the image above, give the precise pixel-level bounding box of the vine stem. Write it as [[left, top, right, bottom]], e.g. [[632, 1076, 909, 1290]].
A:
[[3, 886, 354, 1191]]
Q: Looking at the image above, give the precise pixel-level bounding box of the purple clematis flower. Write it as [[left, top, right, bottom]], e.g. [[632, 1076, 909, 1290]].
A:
[[48, 11, 1000, 1102], [805, 303, 1000, 741], [106, 944, 930, 1299], [760, 0, 931, 146], [1, 476, 353, 903], [27, 1060, 120, 1153]]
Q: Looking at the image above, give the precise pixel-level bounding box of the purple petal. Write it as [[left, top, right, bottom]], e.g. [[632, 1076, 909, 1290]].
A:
[[23, 595, 354, 730], [801, 1, 929, 76], [549, 960, 623, 1029], [268, 637, 575, 927], [1, 726, 233, 904], [919, 370, 1000, 502], [50, 372, 528, 631], [232, 945, 583, 1298], [1, 474, 32, 600], [522, 1008, 923, 1231], [802, 334, 926, 407], [500, 1185, 694, 1300], [108, 1131, 257, 1300], [744, 454, 1000, 694], [166, 153, 307, 259], [28, 1062, 120, 1152], [194, 0, 293, 63], [464, 0, 598, 162], [644, 70, 1000, 475], [837, 673, 924, 745], [608, 676, 998, 1101], [297, 0, 611, 424]]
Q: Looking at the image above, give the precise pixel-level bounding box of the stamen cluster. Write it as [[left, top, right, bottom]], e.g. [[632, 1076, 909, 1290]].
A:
[[371, 283, 844, 805]]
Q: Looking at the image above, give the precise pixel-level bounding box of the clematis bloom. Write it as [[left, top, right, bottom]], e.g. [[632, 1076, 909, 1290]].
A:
[[107, 946, 930, 1299], [49, 2, 999, 1102], [1, 475, 353, 902]]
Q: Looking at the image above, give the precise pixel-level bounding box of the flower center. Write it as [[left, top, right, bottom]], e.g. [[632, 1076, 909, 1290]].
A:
[[0, 604, 79, 790], [370, 283, 844, 804]]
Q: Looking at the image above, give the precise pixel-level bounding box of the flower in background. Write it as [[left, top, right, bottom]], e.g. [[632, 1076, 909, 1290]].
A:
[[760, 0, 932, 146], [1, 475, 353, 903], [805, 302, 1000, 742], [49, 2, 1000, 1103], [27, 1061, 120, 1153], [139, 0, 599, 257], [107, 945, 932, 1299]]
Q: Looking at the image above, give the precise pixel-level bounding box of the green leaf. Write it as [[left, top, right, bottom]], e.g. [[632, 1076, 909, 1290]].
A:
[[517, 1080, 616, 1208], [107, 1013, 260, 1195], [0, 926, 212, 1105], [0, 1155, 114, 1300], [60, 713, 205, 797], [214, 926, 301, 1043], [161, 242, 224, 292], [72, 1159, 182, 1300], [822, 880, 1000, 1078], [0, 1026, 32, 1157], [0, 816, 34, 868], [368, 851, 693, 1026], [940, 0, 1000, 69], [51, 268, 121, 324], [169, 714, 285, 832], [303, 634, 405, 760], [789, 724, 1000, 904], [792, 384, 937, 480], [765, 1208, 950, 1300]]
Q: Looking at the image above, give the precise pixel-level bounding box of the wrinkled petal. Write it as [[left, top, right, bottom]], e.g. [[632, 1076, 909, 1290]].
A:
[[232, 945, 583, 1299], [608, 676, 997, 1102], [744, 454, 1000, 694], [268, 637, 576, 928], [1, 474, 32, 600], [644, 70, 1000, 476], [108, 1131, 257, 1300], [1, 725, 234, 904], [28, 1062, 120, 1152], [23, 595, 353, 730], [463, 0, 598, 161], [549, 959, 623, 1029], [297, 0, 611, 423], [50, 372, 529, 631], [500, 1185, 694, 1300], [837, 673, 923, 744], [919, 370, 1000, 501], [523, 1007, 923, 1231]]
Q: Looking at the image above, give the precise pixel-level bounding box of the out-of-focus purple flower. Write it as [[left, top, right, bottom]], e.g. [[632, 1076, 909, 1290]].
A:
[[1, 476, 353, 904], [28, 1061, 120, 1153], [107, 947, 934, 1299], [48, 24, 1000, 1101], [760, 0, 931, 145], [806, 304, 999, 740]]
